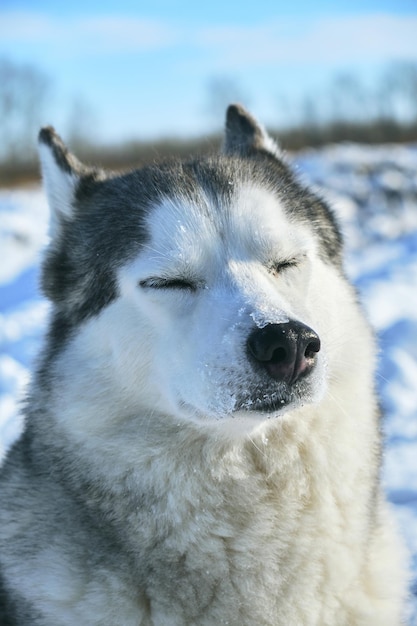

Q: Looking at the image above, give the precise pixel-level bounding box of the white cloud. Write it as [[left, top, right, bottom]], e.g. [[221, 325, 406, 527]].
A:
[[195, 14, 417, 68], [0, 12, 55, 42], [0, 11, 177, 55], [1, 10, 416, 66], [75, 16, 177, 53]]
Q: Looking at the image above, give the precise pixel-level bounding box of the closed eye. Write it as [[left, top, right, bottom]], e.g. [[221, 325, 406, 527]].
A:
[[269, 258, 299, 276], [139, 277, 198, 291]]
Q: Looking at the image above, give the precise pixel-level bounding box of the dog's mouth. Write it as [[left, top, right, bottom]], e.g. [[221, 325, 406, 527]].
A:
[[247, 397, 288, 414], [233, 370, 321, 416], [235, 387, 293, 414]]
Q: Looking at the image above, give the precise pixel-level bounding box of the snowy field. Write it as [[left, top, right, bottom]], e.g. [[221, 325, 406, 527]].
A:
[[1, 143, 417, 622]]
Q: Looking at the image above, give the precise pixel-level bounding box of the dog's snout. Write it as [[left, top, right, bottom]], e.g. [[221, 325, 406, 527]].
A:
[[247, 322, 321, 384]]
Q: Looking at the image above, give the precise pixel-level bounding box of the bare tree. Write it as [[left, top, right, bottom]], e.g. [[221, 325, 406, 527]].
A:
[[379, 62, 417, 124], [0, 58, 50, 163], [66, 96, 97, 154], [329, 73, 370, 124]]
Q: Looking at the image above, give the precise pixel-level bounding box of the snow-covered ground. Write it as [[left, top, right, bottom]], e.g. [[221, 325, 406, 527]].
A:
[[1, 143, 416, 622]]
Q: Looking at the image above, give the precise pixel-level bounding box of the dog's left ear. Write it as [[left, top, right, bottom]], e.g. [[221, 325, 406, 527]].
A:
[[223, 104, 280, 157], [38, 127, 93, 238]]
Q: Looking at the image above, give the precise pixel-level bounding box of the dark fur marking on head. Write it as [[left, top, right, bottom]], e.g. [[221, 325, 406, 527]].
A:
[[42, 154, 343, 322]]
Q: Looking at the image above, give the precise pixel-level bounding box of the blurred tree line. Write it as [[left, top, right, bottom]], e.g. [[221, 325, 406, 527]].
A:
[[275, 62, 417, 149], [1, 57, 417, 186]]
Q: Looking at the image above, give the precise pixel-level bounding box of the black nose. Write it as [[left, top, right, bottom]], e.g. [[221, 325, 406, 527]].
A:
[[247, 321, 321, 384]]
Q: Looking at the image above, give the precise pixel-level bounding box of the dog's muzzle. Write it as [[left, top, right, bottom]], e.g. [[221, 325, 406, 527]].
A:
[[247, 321, 321, 385]]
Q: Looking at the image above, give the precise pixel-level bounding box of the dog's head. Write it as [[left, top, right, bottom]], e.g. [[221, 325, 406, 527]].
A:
[[38, 105, 349, 425]]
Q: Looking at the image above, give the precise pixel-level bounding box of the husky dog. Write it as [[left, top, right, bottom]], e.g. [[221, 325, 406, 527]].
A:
[[0, 105, 408, 625]]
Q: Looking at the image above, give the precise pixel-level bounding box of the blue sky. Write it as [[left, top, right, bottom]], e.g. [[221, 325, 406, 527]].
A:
[[1, 0, 417, 145]]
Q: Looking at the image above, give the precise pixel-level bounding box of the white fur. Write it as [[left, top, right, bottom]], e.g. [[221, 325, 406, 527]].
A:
[[38, 142, 78, 238]]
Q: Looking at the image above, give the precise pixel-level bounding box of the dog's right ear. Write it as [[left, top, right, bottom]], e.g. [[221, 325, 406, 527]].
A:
[[223, 104, 280, 158], [38, 127, 85, 238]]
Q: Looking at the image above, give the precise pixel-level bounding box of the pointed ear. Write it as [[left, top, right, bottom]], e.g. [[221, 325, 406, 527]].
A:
[[38, 127, 86, 238], [223, 104, 280, 157]]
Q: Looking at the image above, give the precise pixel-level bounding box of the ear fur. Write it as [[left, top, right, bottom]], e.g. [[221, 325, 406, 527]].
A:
[[38, 127, 86, 238], [223, 104, 280, 158]]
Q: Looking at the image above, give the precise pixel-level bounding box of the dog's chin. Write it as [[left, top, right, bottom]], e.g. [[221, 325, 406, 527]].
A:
[[175, 372, 325, 427], [177, 394, 302, 430], [176, 397, 290, 427]]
